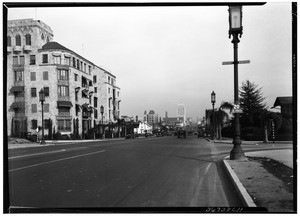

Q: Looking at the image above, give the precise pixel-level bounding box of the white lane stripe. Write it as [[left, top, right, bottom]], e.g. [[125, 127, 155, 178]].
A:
[[9, 150, 106, 172], [9, 149, 67, 160]]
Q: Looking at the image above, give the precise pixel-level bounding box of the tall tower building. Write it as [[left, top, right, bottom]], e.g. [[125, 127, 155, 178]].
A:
[[177, 103, 186, 125]]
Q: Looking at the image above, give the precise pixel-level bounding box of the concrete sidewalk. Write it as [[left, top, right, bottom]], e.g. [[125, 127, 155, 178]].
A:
[[219, 139, 294, 212]]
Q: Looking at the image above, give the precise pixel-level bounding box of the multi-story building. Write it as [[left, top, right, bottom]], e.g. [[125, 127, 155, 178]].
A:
[[177, 103, 186, 126], [7, 18, 121, 138], [143, 110, 159, 125]]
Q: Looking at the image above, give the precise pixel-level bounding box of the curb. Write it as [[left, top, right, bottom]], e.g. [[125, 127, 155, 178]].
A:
[[222, 157, 257, 207]]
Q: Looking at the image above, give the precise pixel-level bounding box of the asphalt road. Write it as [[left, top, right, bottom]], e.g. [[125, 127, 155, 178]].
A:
[[7, 136, 284, 210]]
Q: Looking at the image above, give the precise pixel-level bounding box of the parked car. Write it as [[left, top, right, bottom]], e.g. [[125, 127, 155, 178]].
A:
[[177, 129, 186, 139]]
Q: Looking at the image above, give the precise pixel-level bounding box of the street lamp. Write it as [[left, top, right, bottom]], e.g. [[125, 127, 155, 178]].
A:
[[100, 105, 104, 139], [228, 5, 246, 160], [211, 91, 216, 140], [39, 88, 46, 145]]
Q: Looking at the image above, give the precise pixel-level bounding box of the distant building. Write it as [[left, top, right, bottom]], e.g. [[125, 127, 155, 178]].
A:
[[177, 103, 186, 126], [134, 121, 153, 134], [143, 110, 159, 125], [272, 97, 292, 119]]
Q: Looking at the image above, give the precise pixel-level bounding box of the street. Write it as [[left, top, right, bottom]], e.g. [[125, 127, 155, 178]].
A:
[[7, 136, 288, 209]]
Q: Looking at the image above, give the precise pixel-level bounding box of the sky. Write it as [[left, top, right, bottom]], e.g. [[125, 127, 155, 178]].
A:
[[6, 2, 293, 121]]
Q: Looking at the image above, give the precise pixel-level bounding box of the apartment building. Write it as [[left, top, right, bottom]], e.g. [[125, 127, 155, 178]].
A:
[[7, 19, 121, 138]]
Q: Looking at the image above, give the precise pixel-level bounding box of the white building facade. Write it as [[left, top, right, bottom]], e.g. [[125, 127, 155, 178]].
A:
[[7, 19, 121, 138]]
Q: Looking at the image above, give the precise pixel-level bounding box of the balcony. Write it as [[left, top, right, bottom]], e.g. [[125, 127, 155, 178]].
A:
[[82, 111, 91, 118], [7, 47, 12, 54], [13, 46, 22, 53], [23, 45, 32, 53]]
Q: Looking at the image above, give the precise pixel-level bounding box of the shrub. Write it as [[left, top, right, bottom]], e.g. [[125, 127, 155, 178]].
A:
[[53, 132, 62, 140]]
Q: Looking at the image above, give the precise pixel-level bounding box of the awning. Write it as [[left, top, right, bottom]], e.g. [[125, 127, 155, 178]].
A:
[[52, 52, 61, 56], [10, 86, 24, 93], [10, 102, 24, 109], [82, 103, 89, 109], [57, 101, 73, 107], [82, 89, 89, 96]]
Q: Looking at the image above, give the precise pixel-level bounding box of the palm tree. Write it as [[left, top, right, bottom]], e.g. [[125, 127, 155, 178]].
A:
[[207, 102, 231, 140], [215, 108, 229, 140]]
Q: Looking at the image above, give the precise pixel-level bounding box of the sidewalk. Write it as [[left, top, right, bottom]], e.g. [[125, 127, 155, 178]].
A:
[[217, 139, 295, 212]]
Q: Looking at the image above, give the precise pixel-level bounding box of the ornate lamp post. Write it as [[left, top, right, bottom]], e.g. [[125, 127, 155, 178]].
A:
[[39, 88, 46, 145], [100, 105, 104, 139], [228, 5, 246, 160], [211, 91, 216, 140]]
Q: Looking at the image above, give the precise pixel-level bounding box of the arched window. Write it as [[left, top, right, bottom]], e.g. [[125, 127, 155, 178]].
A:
[[25, 34, 31, 45], [47, 36, 50, 43], [15, 35, 21, 46], [7, 36, 11, 47]]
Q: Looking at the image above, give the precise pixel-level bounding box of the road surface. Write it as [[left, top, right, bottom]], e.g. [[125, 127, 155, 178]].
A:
[[8, 136, 279, 210]]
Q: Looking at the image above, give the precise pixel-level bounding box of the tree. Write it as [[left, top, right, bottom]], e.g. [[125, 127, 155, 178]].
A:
[[239, 80, 267, 128], [207, 106, 229, 140]]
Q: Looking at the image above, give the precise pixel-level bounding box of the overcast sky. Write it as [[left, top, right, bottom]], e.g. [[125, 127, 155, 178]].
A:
[[7, 2, 293, 121]]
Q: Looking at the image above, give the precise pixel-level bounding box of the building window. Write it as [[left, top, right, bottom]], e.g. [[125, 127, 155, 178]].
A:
[[88, 65, 92, 74], [94, 87, 97, 93], [43, 71, 49, 80], [31, 88, 37, 97], [54, 56, 61, 64], [80, 61, 83, 71], [31, 104, 37, 113], [15, 35, 21, 46], [7, 36, 11, 47], [57, 119, 71, 131], [117, 92, 119, 97], [41, 33, 44, 40], [64, 57, 70, 65], [77, 59, 80, 69], [94, 110, 98, 119], [84, 63, 86, 72], [58, 85, 69, 97], [42, 54, 48, 63], [75, 91, 78, 101], [20, 56, 25, 65], [108, 76, 110, 83], [44, 119, 50, 129], [14, 71, 23, 82], [93, 75, 97, 83], [108, 88, 110, 94], [94, 97, 98, 108], [25, 34, 31, 45], [75, 73, 78, 81], [31, 119, 37, 129], [31, 72, 36, 81], [30, 55, 36, 65], [58, 69, 69, 80], [73, 57, 76, 67], [44, 87, 49, 97], [44, 104, 49, 113], [13, 56, 18, 65]]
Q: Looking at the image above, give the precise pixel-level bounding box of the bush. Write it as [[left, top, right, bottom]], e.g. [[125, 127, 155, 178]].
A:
[[70, 133, 76, 140], [61, 134, 70, 140], [53, 132, 62, 140]]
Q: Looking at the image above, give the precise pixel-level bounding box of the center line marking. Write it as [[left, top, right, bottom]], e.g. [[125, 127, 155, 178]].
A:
[[9, 149, 67, 160], [9, 150, 106, 172]]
